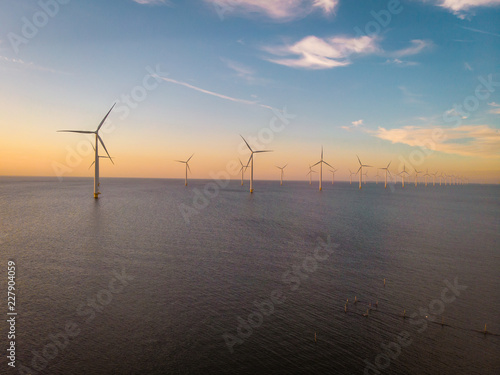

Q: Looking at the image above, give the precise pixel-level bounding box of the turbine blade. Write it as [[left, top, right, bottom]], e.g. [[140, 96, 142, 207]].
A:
[[57, 130, 95, 134], [187, 153, 194, 162], [311, 161, 320, 167], [254, 150, 273, 153], [96, 103, 116, 132], [387, 161, 391, 169], [324, 161, 333, 168], [247, 154, 253, 166], [240, 135, 253, 152], [97, 135, 114, 164], [89, 161, 95, 170], [187, 163, 191, 173], [357, 155, 362, 165]]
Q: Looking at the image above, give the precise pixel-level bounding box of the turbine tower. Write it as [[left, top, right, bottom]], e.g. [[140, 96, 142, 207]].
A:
[[175, 154, 194, 186], [58, 103, 115, 199], [349, 169, 356, 185], [356, 155, 372, 189], [379, 161, 392, 189], [276, 164, 287, 186], [312, 146, 333, 191], [241, 135, 272, 193]]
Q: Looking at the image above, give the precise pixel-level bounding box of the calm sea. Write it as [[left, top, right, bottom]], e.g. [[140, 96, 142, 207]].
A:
[[1, 177, 499, 374]]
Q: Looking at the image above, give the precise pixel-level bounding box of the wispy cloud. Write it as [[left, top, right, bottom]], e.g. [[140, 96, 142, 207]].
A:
[[488, 102, 500, 114], [460, 26, 500, 38], [385, 58, 419, 67], [132, 0, 172, 5], [370, 125, 500, 158], [263, 35, 379, 69], [342, 119, 363, 131], [220, 58, 269, 85], [390, 39, 433, 58], [204, 0, 339, 21], [431, 0, 500, 18], [399, 86, 423, 104], [0, 55, 70, 75], [464, 62, 473, 71], [157, 75, 274, 110]]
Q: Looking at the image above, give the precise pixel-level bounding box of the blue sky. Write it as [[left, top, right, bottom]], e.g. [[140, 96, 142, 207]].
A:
[[1, 0, 499, 182]]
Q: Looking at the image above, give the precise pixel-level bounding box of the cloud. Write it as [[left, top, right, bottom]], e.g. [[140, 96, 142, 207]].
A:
[[385, 58, 419, 67], [0, 55, 70, 74], [460, 26, 500, 38], [432, 0, 500, 18], [370, 125, 500, 158], [341, 119, 364, 131], [263, 35, 379, 69], [488, 102, 500, 114], [399, 86, 424, 104], [390, 39, 433, 58], [132, 0, 171, 5], [157, 75, 275, 110], [205, 0, 339, 21], [464, 62, 473, 71]]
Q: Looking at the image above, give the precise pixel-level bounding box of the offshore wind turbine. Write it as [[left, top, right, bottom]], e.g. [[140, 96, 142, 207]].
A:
[[238, 159, 248, 186], [356, 155, 372, 189], [431, 171, 437, 186], [306, 165, 317, 185], [276, 164, 287, 186], [424, 169, 431, 187], [241, 135, 272, 193], [329, 168, 338, 185], [312, 146, 333, 191], [375, 170, 380, 185], [363, 171, 368, 185], [414, 168, 422, 187], [349, 169, 356, 185], [379, 161, 392, 189], [398, 164, 410, 187], [58, 103, 115, 199], [175, 154, 194, 186]]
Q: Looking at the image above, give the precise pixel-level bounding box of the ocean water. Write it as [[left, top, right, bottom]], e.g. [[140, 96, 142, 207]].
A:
[[0, 176, 499, 375]]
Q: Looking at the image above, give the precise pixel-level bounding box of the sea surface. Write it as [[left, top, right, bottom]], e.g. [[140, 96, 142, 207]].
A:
[[0, 176, 499, 375]]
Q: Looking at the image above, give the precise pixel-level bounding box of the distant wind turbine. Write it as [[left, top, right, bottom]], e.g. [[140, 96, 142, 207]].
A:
[[241, 135, 272, 193], [329, 168, 338, 185], [424, 169, 431, 187], [312, 146, 333, 191], [379, 161, 392, 189], [276, 164, 287, 186], [306, 165, 317, 185], [398, 164, 410, 187], [239, 159, 248, 186], [349, 169, 356, 185], [58, 103, 115, 199], [414, 168, 422, 187], [356, 155, 372, 189], [431, 171, 437, 187], [175, 154, 194, 186]]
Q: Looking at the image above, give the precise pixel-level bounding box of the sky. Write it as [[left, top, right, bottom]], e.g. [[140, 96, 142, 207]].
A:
[[1, 0, 499, 183]]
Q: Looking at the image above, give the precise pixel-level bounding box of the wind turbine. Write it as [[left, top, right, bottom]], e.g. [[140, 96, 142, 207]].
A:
[[423, 169, 431, 187], [276, 164, 287, 186], [379, 161, 392, 189], [58, 103, 115, 199], [363, 171, 368, 185], [398, 164, 410, 187], [312, 146, 333, 191], [431, 171, 437, 187], [356, 155, 372, 189], [239, 159, 248, 186], [414, 168, 422, 187], [349, 169, 356, 185], [241, 135, 272, 193], [329, 168, 338, 185], [375, 170, 380, 185], [306, 165, 317, 185], [175, 154, 194, 186]]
